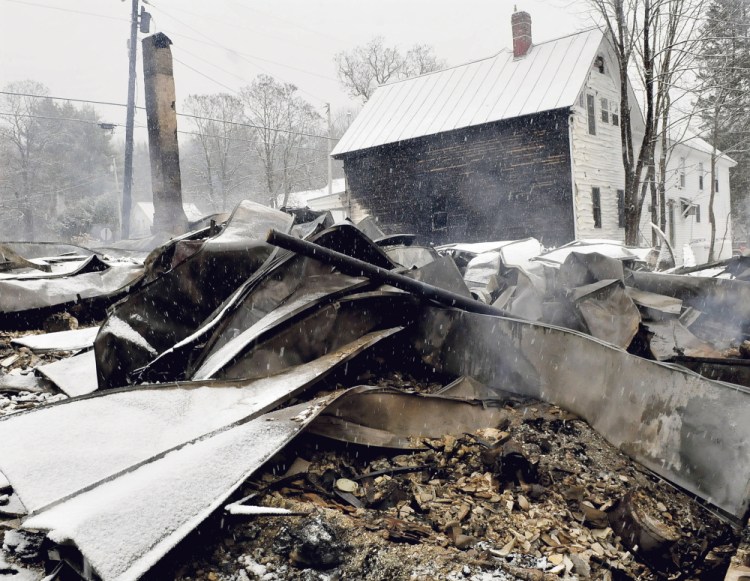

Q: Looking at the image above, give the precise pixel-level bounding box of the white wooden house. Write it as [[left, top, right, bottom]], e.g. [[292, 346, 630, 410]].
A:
[[332, 10, 735, 265], [651, 133, 735, 265]]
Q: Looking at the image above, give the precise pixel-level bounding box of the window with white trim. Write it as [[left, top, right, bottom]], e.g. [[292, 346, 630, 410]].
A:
[[587, 94, 596, 135], [600, 98, 609, 123], [679, 158, 686, 188]]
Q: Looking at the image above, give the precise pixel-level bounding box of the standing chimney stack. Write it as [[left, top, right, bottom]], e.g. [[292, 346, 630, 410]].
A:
[[512, 10, 532, 58]]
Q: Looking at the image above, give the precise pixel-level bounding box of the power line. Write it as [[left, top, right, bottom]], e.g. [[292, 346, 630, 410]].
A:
[[143, 1, 325, 53], [177, 111, 328, 140], [0, 0, 128, 22], [172, 56, 239, 95], [0, 90, 331, 140], [0, 111, 121, 128], [224, 1, 348, 44], [0, 91, 146, 112], [177, 127, 329, 153], [147, 4, 332, 101], [174, 45, 251, 84], [0, 110, 331, 154]]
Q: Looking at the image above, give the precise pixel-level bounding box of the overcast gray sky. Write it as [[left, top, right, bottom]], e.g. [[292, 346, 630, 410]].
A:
[[1, 0, 593, 142]]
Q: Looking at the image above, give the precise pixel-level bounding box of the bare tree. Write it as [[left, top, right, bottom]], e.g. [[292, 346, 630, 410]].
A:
[[183, 93, 246, 211], [588, 0, 705, 246], [335, 37, 445, 103], [240, 75, 323, 207]]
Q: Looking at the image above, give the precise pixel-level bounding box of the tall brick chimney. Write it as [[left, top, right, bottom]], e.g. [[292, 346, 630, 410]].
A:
[[512, 9, 532, 58]]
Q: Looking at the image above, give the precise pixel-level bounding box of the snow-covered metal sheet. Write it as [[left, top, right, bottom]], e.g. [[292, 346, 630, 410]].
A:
[[449, 56, 505, 130], [527, 34, 584, 113], [0, 259, 143, 313], [11, 327, 100, 353], [413, 307, 750, 519], [332, 29, 603, 156], [0, 330, 397, 516], [534, 242, 642, 265], [35, 351, 98, 398], [22, 397, 336, 581]]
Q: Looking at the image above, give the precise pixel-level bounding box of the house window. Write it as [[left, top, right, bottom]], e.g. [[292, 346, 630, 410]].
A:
[[612, 104, 619, 126], [595, 56, 605, 74], [432, 195, 447, 231], [668, 201, 675, 247], [587, 94, 596, 135], [617, 189, 625, 228], [579, 93, 584, 107], [696, 204, 701, 223], [601, 98, 609, 123], [679, 158, 686, 188], [698, 162, 704, 190], [592, 187, 602, 228], [715, 177, 720, 192]]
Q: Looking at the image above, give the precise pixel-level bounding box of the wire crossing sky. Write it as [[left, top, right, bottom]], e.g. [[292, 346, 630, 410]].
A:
[[0, 0, 588, 144]]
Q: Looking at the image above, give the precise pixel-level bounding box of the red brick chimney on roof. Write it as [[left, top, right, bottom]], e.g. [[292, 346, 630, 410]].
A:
[[512, 9, 532, 58]]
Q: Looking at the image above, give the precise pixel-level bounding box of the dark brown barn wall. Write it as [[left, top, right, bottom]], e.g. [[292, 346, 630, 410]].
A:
[[339, 109, 575, 247]]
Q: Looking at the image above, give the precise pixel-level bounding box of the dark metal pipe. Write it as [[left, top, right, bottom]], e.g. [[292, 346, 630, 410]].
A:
[[670, 257, 732, 276], [266, 229, 510, 317]]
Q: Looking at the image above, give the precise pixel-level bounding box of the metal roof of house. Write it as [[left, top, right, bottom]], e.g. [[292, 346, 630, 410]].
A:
[[332, 28, 604, 157]]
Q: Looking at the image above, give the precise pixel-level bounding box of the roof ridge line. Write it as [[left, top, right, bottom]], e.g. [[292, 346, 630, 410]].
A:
[[379, 26, 602, 89]]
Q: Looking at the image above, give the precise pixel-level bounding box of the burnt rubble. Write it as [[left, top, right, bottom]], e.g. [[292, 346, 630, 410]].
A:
[[0, 200, 748, 581]]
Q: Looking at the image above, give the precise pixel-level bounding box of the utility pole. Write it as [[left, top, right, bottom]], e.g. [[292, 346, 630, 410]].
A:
[[121, 0, 139, 240], [112, 156, 121, 238], [326, 103, 333, 197]]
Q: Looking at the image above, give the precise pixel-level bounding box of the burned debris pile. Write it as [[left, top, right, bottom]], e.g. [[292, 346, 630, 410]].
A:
[[0, 201, 748, 581]]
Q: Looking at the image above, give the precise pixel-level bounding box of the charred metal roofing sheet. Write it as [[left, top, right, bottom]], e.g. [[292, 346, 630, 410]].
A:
[[332, 28, 603, 157]]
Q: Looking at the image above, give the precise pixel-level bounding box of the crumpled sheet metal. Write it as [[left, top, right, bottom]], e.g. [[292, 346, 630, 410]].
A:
[[203, 291, 417, 382], [412, 306, 750, 519], [36, 350, 98, 398], [107, 222, 395, 387], [308, 386, 515, 449], [0, 329, 398, 518], [384, 245, 439, 269], [0, 243, 51, 274], [191, 273, 372, 380], [643, 320, 723, 361], [0, 256, 142, 313], [22, 396, 338, 581], [11, 326, 100, 353], [626, 287, 682, 317], [400, 255, 472, 299], [94, 201, 293, 389], [0, 241, 96, 262], [533, 239, 646, 266], [559, 251, 626, 288], [631, 270, 750, 329], [568, 279, 641, 349]]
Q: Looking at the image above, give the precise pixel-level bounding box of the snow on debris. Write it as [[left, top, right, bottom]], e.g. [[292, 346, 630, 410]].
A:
[[22, 401, 322, 581]]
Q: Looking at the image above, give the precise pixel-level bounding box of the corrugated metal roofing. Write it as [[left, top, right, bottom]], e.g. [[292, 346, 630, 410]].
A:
[[332, 28, 604, 157]]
